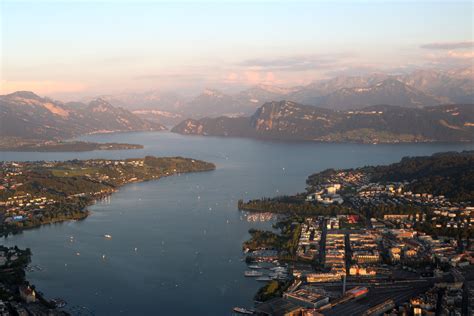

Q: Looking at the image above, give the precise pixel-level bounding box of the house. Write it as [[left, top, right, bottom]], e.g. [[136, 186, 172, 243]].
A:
[[19, 285, 36, 303]]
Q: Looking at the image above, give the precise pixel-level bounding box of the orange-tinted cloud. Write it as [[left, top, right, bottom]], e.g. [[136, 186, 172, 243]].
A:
[[223, 72, 239, 83], [244, 71, 261, 84], [222, 69, 312, 87], [447, 50, 474, 59]]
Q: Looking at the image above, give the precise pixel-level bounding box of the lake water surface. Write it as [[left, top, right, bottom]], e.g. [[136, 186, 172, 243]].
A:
[[1, 132, 473, 315]]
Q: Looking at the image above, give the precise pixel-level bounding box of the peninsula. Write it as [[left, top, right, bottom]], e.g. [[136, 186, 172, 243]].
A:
[[0, 156, 215, 235], [0, 138, 144, 152]]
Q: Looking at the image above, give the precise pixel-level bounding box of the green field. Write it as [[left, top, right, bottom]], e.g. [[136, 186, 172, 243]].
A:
[[51, 167, 98, 177]]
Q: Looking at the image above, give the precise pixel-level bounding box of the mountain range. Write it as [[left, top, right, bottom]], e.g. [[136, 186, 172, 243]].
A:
[[1, 66, 472, 145], [171, 101, 474, 143], [91, 67, 473, 123], [0, 91, 164, 141]]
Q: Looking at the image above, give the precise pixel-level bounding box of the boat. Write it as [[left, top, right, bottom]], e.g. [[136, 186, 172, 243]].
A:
[[233, 307, 254, 314], [248, 265, 262, 269], [256, 276, 272, 282], [244, 270, 263, 277], [51, 298, 67, 308], [270, 266, 286, 271], [104, 234, 112, 239], [269, 271, 288, 280]]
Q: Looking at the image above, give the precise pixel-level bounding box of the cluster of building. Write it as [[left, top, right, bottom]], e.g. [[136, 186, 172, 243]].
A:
[[83, 159, 144, 168], [306, 184, 344, 205], [305, 170, 370, 206], [324, 233, 346, 277], [356, 182, 447, 205], [431, 206, 473, 230], [249, 211, 474, 316], [0, 162, 24, 192], [296, 218, 322, 261], [0, 159, 150, 230], [383, 229, 423, 264], [305, 172, 462, 213], [316, 170, 369, 188], [248, 164, 474, 315], [348, 179, 474, 232], [358, 182, 404, 198], [305, 172, 468, 218], [349, 232, 380, 276], [354, 181, 456, 210], [346, 110, 384, 115], [0, 194, 57, 224], [419, 234, 473, 267], [305, 233, 347, 284]]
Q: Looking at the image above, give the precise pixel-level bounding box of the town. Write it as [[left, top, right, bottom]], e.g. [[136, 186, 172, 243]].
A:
[[243, 214, 472, 316], [237, 152, 474, 316]]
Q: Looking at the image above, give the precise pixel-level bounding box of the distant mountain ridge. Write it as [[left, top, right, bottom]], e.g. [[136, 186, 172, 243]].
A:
[[92, 67, 473, 119], [171, 101, 474, 143], [298, 78, 444, 110], [0, 91, 165, 141]]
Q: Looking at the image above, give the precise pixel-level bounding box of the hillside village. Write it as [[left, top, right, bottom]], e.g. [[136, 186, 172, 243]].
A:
[[0, 157, 215, 234]]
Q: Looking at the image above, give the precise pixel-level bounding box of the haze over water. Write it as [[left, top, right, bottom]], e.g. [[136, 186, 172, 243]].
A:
[[1, 132, 473, 315]]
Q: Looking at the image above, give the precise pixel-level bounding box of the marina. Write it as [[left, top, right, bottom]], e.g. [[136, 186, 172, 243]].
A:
[[244, 271, 263, 277]]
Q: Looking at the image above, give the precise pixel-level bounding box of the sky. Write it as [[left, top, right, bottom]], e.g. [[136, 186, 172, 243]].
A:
[[1, 0, 473, 99]]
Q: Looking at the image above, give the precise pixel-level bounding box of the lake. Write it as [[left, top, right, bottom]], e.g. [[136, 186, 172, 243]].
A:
[[1, 132, 473, 315]]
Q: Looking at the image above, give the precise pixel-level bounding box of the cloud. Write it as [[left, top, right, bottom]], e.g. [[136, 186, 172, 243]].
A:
[[239, 54, 351, 72], [244, 71, 261, 83], [224, 72, 239, 82], [420, 41, 474, 50], [422, 49, 474, 69], [134, 73, 203, 81], [447, 50, 474, 59], [223, 70, 281, 85]]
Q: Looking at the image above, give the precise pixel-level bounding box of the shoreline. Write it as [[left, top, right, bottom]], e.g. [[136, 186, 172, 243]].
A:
[[0, 141, 145, 153], [1, 163, 215, 237], [169, 131, 474, 145], [0, 156, 216, 314]]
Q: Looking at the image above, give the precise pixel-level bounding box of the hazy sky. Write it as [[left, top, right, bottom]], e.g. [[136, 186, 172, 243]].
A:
[[1, 0, 473, 99]]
